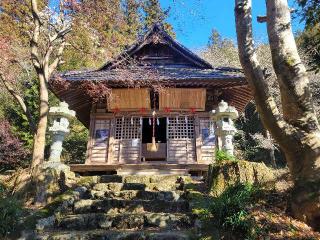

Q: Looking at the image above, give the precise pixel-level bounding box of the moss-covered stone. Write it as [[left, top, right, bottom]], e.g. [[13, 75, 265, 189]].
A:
[[29, 174, 204, 239], [209, 160, 275, 197], [34, 166, 77, 205], [36, 229, 192, 240], [76, 176, 98, 188]]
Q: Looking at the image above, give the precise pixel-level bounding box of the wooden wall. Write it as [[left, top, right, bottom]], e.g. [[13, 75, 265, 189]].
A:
[[87, 119, 110, 163], [167, 116, 196, 163], [109, 117, 141, 163], [199, 118, 216, 162], [86, 113, 215, 165], [159, 88, 206, 111], [107, 88, 151, 111]]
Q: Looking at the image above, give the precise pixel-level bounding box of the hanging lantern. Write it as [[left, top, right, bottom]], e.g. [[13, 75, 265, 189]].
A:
[[149, 118, 152, 125], [139, 117, 143, 125], [157, 118, 160, 126], [131, 117, 134, 125]]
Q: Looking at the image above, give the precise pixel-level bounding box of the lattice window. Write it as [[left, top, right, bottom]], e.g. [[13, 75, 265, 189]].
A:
[[115, 117, 141, 140], [115, 118, 123, 140], [168, 116, 194, 139]]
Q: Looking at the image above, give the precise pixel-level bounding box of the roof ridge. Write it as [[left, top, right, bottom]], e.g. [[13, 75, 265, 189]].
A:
[[99, 23, 213, 71]]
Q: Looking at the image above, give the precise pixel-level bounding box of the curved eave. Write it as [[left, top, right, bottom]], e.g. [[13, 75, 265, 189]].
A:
[[50, 77, 252, 128]]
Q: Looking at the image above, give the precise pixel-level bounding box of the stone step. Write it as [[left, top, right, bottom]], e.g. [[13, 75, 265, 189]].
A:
[[93, 182, 182, 192], [55, 212, 194, 231], [36, 229, 192, 240], [73, 199, 189, 214], [90, 189, 185, 201], [99, 175, 192, 185], [93, 182, 148, 192]]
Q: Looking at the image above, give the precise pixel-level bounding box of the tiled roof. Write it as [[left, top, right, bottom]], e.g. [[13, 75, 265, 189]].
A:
[[60, 66, 245, 83]]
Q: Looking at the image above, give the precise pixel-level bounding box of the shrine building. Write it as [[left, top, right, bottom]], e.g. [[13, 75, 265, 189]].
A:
[[50, 24, 252, 175]]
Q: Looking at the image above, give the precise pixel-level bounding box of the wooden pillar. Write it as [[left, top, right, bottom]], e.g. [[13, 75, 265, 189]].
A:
[[194, 115, 202, 163], [107, 118, 115, 164], [85, 114, 95, 164]]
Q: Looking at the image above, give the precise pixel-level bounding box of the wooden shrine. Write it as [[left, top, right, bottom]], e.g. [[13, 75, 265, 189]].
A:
[[50, 24, 252, 175]]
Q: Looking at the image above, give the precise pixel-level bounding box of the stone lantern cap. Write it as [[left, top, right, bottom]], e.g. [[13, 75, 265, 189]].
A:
[[211, 100, 239, 120], [49, 101, 76, 119]]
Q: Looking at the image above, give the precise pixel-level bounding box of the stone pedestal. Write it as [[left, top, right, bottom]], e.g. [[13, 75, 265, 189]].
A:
[[211, 100, 239, 155], [36, 102, 76, 204]]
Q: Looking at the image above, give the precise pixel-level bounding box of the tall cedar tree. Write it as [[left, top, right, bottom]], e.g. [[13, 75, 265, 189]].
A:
[[123, 0, 141, 39], [143, 0, 175, 36]]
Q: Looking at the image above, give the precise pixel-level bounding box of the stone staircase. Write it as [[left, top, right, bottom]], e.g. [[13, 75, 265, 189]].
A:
[[35, 175, 202, 240]]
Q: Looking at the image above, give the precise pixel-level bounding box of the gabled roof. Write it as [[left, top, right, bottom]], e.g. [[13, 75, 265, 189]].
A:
[[50, 24, 252, 128], [100, 23, 213, 70]]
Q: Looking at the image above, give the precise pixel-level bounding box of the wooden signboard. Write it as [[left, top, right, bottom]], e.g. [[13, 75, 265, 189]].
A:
[[159, 88, 206, 111], [107, 88, 151, 111]]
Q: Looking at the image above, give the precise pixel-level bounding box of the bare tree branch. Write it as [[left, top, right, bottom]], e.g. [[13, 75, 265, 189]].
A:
[[49, 26, 72, 43], [48, 41, 67, 77], [30, 0, 42, 70], [257, 8, 295, 23]]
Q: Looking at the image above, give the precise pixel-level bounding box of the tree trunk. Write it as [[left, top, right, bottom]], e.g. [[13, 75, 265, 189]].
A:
[[285, 144, 320, 229], [31, 73, 49, 171], [235, 0, 320, 230]]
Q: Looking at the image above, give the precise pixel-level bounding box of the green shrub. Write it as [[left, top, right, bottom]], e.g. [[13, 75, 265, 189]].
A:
[[0, 196, 23, 237], [210, 183, 261, 239], [215, 150, 236, 163]]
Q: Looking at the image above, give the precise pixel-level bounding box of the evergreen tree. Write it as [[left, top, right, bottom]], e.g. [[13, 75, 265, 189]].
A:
[[296, 0, 320, 72], [142, 0, 175, 36], [123, 0, 141, 39]]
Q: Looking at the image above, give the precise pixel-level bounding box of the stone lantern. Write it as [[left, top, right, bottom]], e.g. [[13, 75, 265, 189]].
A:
[[211, 100, 239, 155], [43, 101, 75, 170]]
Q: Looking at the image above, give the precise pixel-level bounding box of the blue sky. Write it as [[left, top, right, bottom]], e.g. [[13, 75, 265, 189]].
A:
[[160, 0, 303, 50], [50, 0, 304, 50]]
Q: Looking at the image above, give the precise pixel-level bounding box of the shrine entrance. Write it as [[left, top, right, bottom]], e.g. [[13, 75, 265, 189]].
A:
[[141, 117, 167, 161]]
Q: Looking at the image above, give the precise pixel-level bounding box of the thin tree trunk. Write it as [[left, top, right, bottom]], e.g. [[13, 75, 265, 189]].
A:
[[31, 73, 49, 170], [235, 0, 320, 230]]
